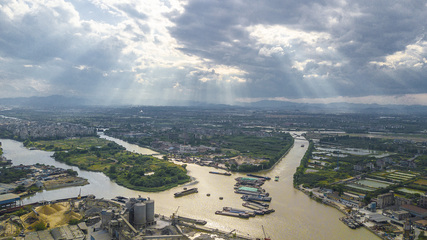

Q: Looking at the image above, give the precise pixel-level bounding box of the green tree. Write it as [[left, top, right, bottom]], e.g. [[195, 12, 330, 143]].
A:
[[34, 222, 47, 231], [14, 185, 26, 193], [68, 219, 80, 225]]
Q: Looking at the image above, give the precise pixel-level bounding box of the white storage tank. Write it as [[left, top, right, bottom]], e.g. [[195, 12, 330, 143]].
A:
[[145, 200, 155, 222], [134, 203, 146, 228]]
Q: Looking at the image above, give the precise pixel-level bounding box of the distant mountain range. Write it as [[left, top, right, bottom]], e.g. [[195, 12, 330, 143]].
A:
[[1, 95, 427, 114], [0, 95, 88, 108], [244, 100, 427, 114]]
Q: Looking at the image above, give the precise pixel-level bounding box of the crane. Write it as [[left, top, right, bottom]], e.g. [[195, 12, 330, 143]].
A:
[[262, 225, 271, 240], [171, 206, 180, 225]]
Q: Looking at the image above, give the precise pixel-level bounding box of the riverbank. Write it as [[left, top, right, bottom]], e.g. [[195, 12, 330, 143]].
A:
[[267, 141, 295, 170], [43, 176, 88, 190], [298, 186, 384, 240]]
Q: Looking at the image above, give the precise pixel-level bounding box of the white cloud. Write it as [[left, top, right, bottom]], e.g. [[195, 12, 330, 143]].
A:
[[258, 46, 285, 57], [247, 24, 331, 47], [370, 41, 427, 69]]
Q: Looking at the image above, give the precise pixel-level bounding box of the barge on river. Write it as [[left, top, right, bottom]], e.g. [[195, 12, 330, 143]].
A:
[[174, 188, 198, 197], [177, 216, 207, 225], [241, 194, 272, 202], [209, 171, 231, 176], [340, 216, 361, 229], [215, 210, 250, 218], [246, 174, 271, 180]]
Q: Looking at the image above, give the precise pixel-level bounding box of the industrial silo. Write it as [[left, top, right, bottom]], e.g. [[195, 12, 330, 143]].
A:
[[145, 200, 155, 223], [133, 203, 146, 228], [125, 200, 133, 210], [101, 209, 113, 227]]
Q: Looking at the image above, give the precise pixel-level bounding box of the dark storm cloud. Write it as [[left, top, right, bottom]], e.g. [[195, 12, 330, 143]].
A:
[[0, 0, 426, 105], [0, 0, 133, 98], [169, 0, 427, 99], [0, 5, 73, 62]]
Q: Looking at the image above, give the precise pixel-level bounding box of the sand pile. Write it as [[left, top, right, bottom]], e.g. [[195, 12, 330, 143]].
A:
[[54, 211, 81, 226], [20, 202, 82, 230], [37, 205, 57, 215], [51, 203, 66, 212]]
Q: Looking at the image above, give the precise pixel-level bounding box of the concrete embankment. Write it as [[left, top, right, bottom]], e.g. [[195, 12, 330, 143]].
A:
[[44, 178, 89, 190], [178, 221, 256, 240]]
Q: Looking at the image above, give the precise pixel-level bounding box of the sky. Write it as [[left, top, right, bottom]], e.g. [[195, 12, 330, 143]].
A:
[[1, 0, 427, 106]]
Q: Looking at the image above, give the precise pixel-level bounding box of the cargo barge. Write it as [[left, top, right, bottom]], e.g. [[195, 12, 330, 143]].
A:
[[243, 200, 269, 208], [215, 210, 250, 218], [209, 171, 231, 176], [246, 174, 271, 180], [340, 216, 361, 229], [174, 188, 198, 197], [235, 177, 265, 186], [242, 203, 275, 214], [224, 207, 264, 216], [234, 190, 269, 197], [223, 207, 256, 217], [241, 194, 272, 202], [234, 186, 265, 192], [177, 216, 207, 225]]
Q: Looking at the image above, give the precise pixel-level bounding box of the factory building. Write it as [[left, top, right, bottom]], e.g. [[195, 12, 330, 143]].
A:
[[100, 197, 159, 240], [0, 193, 20, 209], [376, 191, 394, 209], [419, 193, 427, 208], [125, 198, 156, 228], [392, 210, 410, 220], [400, 204, 427, 218]]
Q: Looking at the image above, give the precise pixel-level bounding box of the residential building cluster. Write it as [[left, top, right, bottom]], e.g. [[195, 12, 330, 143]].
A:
[[0, 117, 95, 140], [0, 164, 87, 198]]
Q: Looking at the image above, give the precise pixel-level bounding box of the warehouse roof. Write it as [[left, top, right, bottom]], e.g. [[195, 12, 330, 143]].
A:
[[0, 193, 20, 204]]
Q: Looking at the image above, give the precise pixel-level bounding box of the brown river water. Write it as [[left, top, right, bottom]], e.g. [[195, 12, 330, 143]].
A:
[[0, 133, 378, 239]]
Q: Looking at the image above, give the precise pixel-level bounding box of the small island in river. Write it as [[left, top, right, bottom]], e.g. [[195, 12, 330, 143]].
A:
[[23, 137, 191, 192]]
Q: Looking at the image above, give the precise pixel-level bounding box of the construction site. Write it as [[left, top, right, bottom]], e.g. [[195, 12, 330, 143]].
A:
[[0, 195, 255, 240]]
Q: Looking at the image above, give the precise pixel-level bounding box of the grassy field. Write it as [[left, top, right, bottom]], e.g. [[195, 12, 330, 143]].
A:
[[27, 137, 112, 151], [414, 179, 427, 186], [25, 137, 191, 192]]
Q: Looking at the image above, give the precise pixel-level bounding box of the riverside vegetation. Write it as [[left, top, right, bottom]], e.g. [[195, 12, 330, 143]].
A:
[[23, 137, 190, 192]]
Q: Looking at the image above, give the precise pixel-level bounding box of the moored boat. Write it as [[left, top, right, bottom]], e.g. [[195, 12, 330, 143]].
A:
[[174, 187, 198, 197], [209, 171, 232, 176], [241, 194, 272, 202], [215, 210, 250, 218], [247, 174, 271, 180]]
